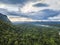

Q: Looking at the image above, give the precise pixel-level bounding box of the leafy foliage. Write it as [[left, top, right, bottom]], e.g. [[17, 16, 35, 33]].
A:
[[0, 20, 60, 45]]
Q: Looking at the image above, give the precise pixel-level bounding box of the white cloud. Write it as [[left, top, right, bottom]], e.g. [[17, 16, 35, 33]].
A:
[[0, 3, 19, 12], [42, 0, 60, 10], [8, 16, 37, 22], [48, 14, 60, 20], [0, 0, 60, 13], [20, 2, 47, 13], [0, 0, 60, 22], [20, 0, 60, 13], [8, 15, 53, 22]]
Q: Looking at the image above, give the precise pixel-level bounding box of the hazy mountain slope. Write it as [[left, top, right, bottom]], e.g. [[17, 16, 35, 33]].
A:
[[0, 13, 11, 23]]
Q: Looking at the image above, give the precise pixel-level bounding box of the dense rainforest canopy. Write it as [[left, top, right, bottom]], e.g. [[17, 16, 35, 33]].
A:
[[0, 20, 60, 45]]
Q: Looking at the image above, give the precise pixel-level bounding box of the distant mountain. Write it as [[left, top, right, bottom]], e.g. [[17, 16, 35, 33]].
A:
[[31, 21, 60, 25], [0, 13, 11, 23], [13, 21, 60, 27]]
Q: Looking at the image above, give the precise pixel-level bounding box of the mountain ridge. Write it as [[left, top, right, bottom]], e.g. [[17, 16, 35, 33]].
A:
[[0, 13, 11, 23]]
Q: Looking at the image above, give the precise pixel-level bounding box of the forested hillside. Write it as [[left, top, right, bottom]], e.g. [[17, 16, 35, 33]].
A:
[[0, 20, 60, 45]]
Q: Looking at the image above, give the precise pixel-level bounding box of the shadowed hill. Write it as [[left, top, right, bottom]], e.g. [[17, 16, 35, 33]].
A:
[[0, 13, 11, 23]]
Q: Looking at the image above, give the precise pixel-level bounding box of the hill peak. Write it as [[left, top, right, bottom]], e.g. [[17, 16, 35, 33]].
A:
[[0, 13, 11, 23]]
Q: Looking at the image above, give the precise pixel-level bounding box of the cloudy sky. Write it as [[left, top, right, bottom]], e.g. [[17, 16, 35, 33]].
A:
[[0, 0, 60, 22]]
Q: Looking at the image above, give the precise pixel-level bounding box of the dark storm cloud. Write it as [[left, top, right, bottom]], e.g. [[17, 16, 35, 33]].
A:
[[33, 3, 49, 7], [0, 8, 18, 16], [0, 0, 30, 6], [23, 9, 60, 20], [0, 8, 8, 15], [39, 9, 60, 19], [0, 0, 37, 5]]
